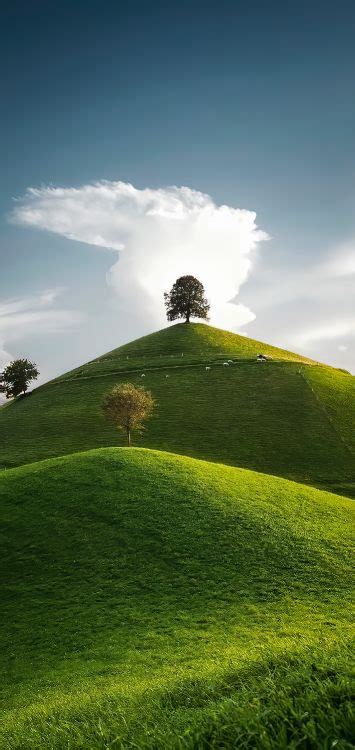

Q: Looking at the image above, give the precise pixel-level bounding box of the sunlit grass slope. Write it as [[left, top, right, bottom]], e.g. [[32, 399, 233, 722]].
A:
[[0, 325, 353, 496], [0, 448, 353, 749], [55, 321, 317, 382]]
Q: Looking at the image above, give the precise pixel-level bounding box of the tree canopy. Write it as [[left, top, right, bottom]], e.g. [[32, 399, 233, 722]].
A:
[[0, 358, 39, 399], [102, 382, 155, 446], [164, 275, 210, 323]]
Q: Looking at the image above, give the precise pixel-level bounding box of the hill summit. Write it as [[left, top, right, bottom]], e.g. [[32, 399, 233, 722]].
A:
[[58, 322, 316, 382], [108, 320, 315, 360]]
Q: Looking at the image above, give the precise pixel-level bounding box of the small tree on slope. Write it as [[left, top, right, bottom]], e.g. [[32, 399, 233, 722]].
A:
[[0, 358, 39, 398], [102, 382, 155, 446], [164, 275, 210, 323]]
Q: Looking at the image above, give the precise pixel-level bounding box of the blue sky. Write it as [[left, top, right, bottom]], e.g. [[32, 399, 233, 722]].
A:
[[1, 0, 354, 385]]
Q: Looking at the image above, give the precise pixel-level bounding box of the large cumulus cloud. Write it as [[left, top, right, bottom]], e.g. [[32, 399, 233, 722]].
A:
[[11, 181, 269, 330]]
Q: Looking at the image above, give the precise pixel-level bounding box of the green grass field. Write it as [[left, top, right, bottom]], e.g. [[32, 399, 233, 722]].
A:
[[1, 322, 354, 747], [57, 322, 318, 379], [0, 324, 354, 496], [1, 448, 353, 749]]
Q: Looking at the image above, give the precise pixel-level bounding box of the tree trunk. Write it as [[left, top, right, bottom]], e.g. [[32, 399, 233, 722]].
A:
[[127, 428, 131, 447], [186, 292, 191, 322]]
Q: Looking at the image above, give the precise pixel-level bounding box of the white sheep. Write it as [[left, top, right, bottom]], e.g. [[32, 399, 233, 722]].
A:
[[165, 374, 169, 378], [223, 362, 229, 367], [227, 360, 233, 364], [205, 366, 211, 371], [141, 374, 146, 378]]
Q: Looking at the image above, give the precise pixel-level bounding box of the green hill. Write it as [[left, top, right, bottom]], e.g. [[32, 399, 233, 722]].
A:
[[0, 323, 354, 496], [57, 321, 318, 378], [1, 448, 353, 749]]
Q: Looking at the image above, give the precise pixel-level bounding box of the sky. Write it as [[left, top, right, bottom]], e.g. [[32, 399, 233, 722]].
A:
[[1, 0, 354, 390]]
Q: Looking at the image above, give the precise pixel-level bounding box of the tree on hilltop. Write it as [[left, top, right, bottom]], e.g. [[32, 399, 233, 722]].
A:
[[164, 275, 210, 323], [0, 358, 39, 399], [102, 382, 155, 446]]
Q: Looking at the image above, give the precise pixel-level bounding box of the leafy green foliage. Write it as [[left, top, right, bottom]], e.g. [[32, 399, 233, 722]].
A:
[[102, 381, 155, 445], [0, 448, 353, 748], [164, 276, 210, 323], [0, 358, 39, 398]]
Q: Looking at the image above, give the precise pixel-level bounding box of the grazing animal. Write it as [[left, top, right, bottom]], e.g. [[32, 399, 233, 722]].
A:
[[165, 375, 169, 378], [223, 362, 229, 367], [228, 360, 233, 364], [205, 366, 211, 371], [141, 374, 146, 378]]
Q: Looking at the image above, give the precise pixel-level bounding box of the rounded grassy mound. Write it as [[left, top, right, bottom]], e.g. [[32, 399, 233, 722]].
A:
[[55, 322, 318, 382], [90, 321, 317, 362], [0, 324, 354, 500], [1, 448, 353, 748]]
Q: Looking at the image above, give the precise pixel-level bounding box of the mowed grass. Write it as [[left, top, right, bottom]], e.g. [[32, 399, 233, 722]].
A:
[[0, 448, 353, 748], [1, 323, 354, 497], [58, 322, 318, 381], [0, 357, 354, 496], [302, 366, 355, 452]]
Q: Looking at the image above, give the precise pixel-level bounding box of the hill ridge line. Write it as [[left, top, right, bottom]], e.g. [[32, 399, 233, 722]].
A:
[[1, 323, 353, 496], [2, 446, 354, 493], [298, 367, 354, 459]]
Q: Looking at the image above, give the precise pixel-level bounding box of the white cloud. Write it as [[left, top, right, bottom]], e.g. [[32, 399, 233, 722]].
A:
[[0, 287, 66, 317], [0, 288, 82, 371], [324, 241, 355, 277], [293, 319, 355, 348], [235, 230, 355, 372], [11, 181, 269, 331]]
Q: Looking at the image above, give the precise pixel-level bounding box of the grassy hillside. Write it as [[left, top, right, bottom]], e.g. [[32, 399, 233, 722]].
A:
[[55, 322, 317, 381], [0, 325, 353, 496], [0, 448, 353, 749], [302, 366, 355, 453]]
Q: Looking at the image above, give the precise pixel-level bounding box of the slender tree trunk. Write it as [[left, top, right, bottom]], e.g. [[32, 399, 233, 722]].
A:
[[186, 291, 191, 322], [127, 428, 131, 446]]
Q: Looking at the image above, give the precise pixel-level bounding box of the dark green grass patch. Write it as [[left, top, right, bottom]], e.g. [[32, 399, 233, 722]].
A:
[[303, 366, 355, 454]]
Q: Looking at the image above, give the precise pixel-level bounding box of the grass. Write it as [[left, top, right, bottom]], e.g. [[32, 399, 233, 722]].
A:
[[0, 324, 353, 496], [0, 447, 353, 748], [1, 322, 354, 745], [302, 366, 355, 453], [58, 322, 318, 380]]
